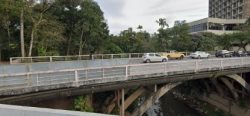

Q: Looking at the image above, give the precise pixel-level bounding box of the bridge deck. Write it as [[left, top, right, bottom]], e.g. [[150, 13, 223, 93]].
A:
[[0, 57, 250, 96]]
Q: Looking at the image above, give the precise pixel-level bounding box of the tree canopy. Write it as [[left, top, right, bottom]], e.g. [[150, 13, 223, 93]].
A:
[[0, 0, 250, 61]]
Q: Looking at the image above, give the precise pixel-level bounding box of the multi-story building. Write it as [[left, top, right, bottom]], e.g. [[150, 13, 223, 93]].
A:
[[189, 18, 246, 35], [209, 0, 250, 19], [188, 0, 249, 35]]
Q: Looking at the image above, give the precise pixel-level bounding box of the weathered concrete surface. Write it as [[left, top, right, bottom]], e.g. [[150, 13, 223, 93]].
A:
[[131, 83, 181, 116], [227, 74, 250, 91], [124, 87, 145, 110], [0, 58, 142, 75], [220, 78, 239, 100], [1, 67, 250, 104], [0, 104, 114, 116], [200, 94, 250, 116]]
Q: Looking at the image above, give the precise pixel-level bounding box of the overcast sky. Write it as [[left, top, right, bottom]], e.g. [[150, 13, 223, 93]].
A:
[[95, 0, 208, 34]]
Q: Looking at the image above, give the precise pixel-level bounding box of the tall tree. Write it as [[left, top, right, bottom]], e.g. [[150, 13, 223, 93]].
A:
[[27, 0, 54, 56], [0, 0, 25, 58], [171, 23, 192, 51], [50, 0, 109, 55], [77, 0, 109, 55], [155, 19, 171, 51], [20, 0, 25, 57], [137, 25, 143, 32], [191, 32, 217, 51], [51, 0, 83, 55], [156, 18, 168, 29]]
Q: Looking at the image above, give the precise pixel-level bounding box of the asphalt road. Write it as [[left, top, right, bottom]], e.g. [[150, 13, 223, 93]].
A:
[[144, 55, 250, 63]]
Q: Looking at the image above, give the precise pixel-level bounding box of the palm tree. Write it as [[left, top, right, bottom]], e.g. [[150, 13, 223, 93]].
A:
[[156, 18, 169, 29], [137, 25, 143, 31]]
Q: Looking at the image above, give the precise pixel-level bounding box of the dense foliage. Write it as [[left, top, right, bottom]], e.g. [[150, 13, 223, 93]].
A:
[[0, 0, 250, 61], [74, 96, 93, 112]]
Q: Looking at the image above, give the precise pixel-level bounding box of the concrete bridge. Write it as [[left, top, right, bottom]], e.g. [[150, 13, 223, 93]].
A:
[[1, 56, 250, 116]]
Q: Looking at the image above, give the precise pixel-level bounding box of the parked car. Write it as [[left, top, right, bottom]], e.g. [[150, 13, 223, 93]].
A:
[[232, 51, 248, 57], [160, 50, 185, 60], [142, 53, 168, 63], [215, 50, 233, 57], [190, 51, 210, 59]]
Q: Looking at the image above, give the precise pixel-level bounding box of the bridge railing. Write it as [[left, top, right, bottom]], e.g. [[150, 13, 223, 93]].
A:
[[9, 51, 217, 64], [10, 53, 144, 64], [1, 57, 250, 95]]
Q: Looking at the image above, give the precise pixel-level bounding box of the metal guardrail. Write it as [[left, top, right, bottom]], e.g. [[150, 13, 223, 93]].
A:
[[1, 57, 250, 94], [10, 53, 144, 64], [9, 51, 217, 64]]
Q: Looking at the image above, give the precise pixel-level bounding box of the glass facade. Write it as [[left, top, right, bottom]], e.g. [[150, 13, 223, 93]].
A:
[[189, 21, 242, 33], [190, 23, 207, 33]]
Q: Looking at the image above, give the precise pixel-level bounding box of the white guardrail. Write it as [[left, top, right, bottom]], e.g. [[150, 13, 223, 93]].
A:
[[0, 57, 250, 92], [9, 53, 144, 64]]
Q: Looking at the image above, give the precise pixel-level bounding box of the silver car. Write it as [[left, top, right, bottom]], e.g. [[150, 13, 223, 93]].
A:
[[142, 53, 168, 63], [190, 51, 210, 59]]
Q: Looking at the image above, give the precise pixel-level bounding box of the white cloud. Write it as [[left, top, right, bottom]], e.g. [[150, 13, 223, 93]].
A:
[[95, 0, 208, 34]]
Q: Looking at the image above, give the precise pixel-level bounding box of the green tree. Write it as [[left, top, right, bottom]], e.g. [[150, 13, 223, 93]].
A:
[[217, 34, 234, 50], [78, 0, 109, 55], [191, 32, 217, 51], [231, 32, 250, 51], [51, 0, 109, 55], [50, 0, 83, 55], [137, 25, 143, 32], [156, 18, 168, 29], [26, 1, 55, 56], [171, 23, 192, 51], [74, 96, 93, 112], [0, 0, 25, 59], [155, 18, 171, 52]]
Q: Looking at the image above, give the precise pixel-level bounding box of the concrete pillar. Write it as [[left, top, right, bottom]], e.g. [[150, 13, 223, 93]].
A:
[[124, 87, 145, 110], [131, 83, 181, 116], [120, 89, 125, 116], [104, 90, 129, 114], [222, 24, 225, 31], [86, 94, 93, 109]]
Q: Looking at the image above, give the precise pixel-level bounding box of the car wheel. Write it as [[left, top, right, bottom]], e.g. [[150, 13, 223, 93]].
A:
[[167, 55, 171, 59], [146, 59, 151, 63], [180, 55, 184, 60], [162, 58, 167, 62], [198, 55, 201, 59], [207, 55, 210, 59]]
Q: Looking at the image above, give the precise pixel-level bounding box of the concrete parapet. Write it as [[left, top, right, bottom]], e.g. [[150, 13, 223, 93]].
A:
[[0, 104, 113, 116]]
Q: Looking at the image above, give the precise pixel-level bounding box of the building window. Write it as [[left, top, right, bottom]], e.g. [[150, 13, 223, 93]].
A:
[[190, 23, 208, 32], [208, 23, 223, 30]]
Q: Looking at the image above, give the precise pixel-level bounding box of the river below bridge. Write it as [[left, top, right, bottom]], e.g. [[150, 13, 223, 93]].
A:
[[30, 93, 201, 116], [146, 92, 200, 116]]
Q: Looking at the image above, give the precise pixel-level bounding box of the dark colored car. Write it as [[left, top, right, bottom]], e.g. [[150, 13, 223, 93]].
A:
[[232, 51, 248, 57], [215, 50, 233, 57]]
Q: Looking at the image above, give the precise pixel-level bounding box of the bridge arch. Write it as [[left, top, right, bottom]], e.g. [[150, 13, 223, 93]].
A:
[[130, 83, 181, 116], [226, 74, 250, 91]]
